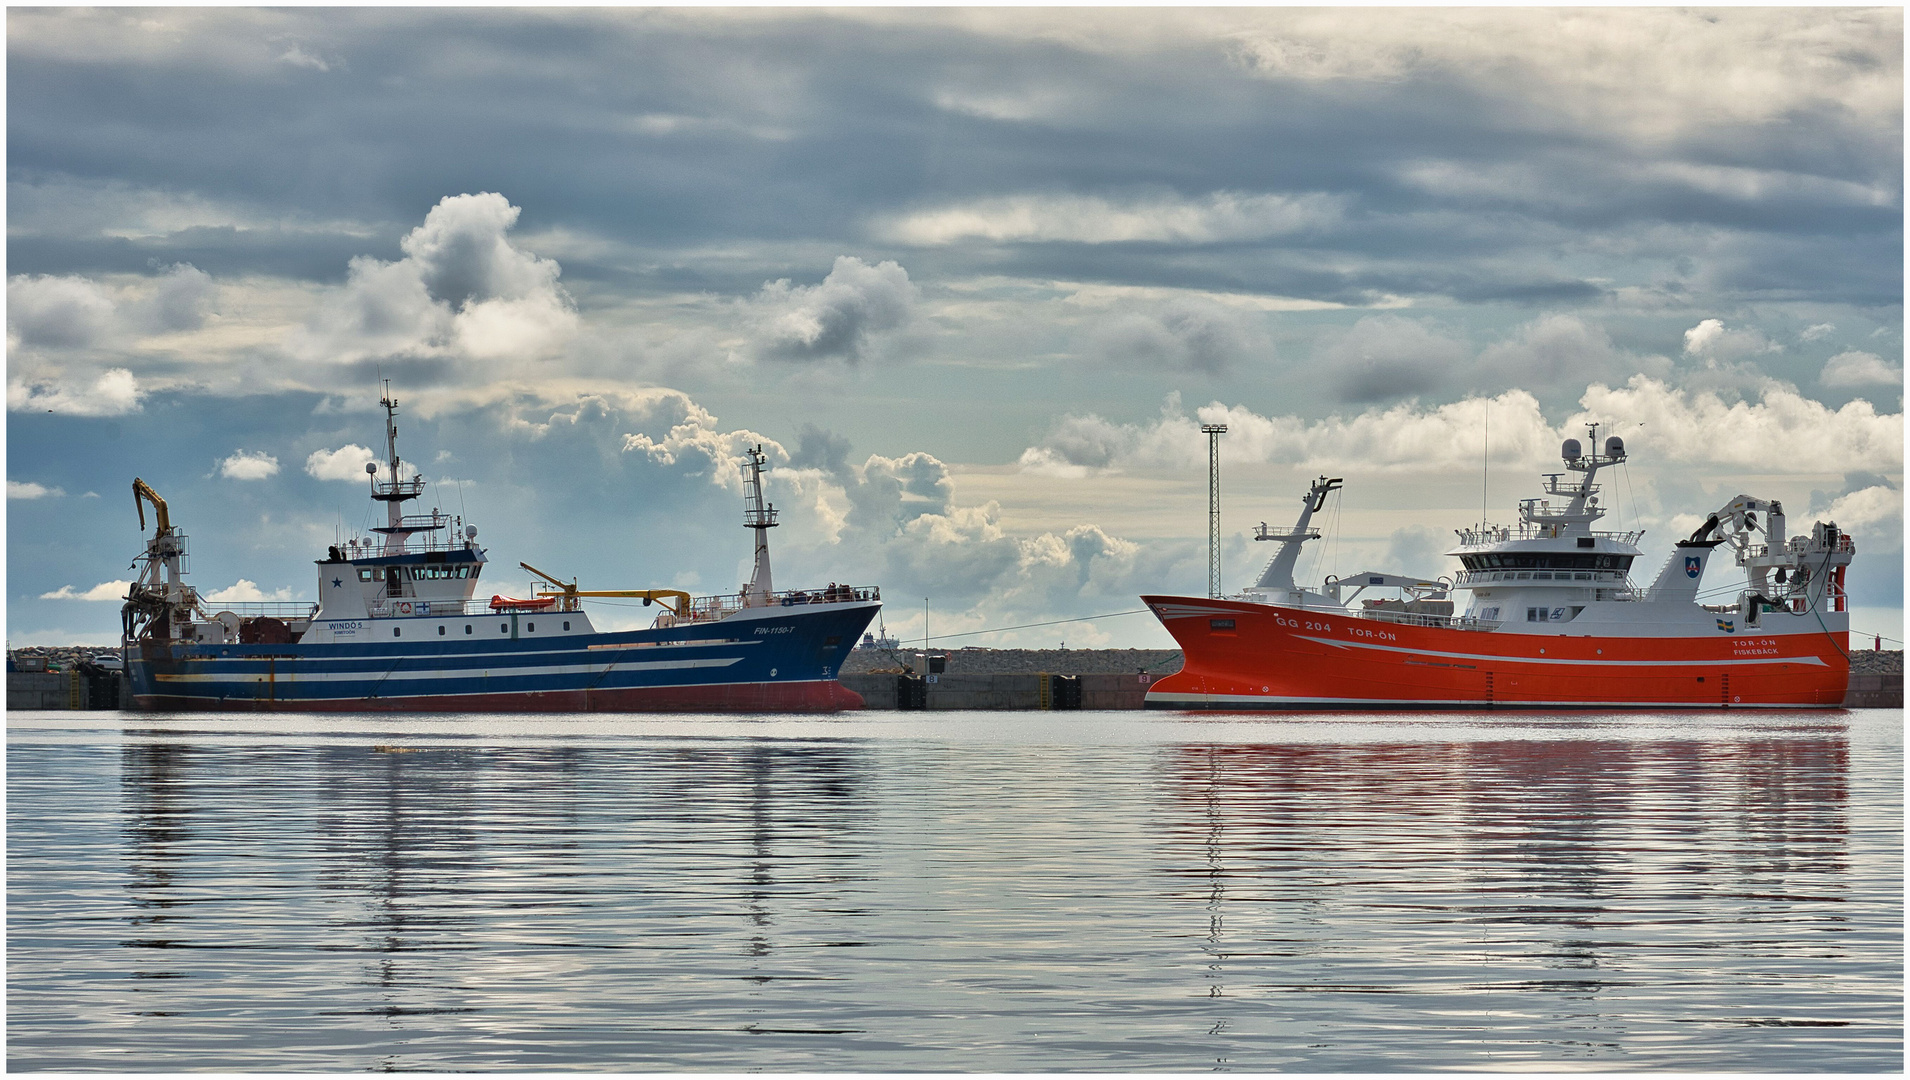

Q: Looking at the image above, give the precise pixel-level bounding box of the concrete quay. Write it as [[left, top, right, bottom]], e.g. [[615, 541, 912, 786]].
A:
[[840, 670, 1160, 711], [6, 648, 1898, 711]]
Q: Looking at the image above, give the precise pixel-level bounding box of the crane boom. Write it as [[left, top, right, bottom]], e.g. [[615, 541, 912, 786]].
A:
[[132, 478, 171, 535], [518, 561, 690, 615]]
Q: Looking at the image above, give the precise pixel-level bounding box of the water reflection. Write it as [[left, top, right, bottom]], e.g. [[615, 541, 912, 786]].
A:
[[120, 743, 196, 982], [10, 714, 1894, 1071], [113, 736, 876, 1061], [1160, 731, 1860, 1056]]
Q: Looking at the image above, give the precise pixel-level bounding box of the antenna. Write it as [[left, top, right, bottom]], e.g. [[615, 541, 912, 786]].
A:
[[1481, 400, 1490, 529], [1201, 423, 1228, 598]]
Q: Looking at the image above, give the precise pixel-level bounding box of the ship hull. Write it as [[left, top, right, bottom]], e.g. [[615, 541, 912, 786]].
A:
[[1142, 595, 1849, 710], [129, 601, 879, 714]]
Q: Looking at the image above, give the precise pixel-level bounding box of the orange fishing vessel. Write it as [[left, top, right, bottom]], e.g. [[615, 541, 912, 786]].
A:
[[1144, 427, 1854, 709]]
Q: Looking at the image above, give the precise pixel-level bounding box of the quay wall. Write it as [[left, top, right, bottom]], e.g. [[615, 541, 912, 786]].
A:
[[1844, 672, 1903, 709], [6, 648, 1899, 711]]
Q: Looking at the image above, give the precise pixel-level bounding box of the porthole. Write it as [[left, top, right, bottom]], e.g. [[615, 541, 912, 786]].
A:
[[563, 621, 570, 631], [465, 624, 473, 635], [500, 623, 509, 633], [438, 625, 446, 636], [526, 622, 535, 633], [393, 627, 401, 638]]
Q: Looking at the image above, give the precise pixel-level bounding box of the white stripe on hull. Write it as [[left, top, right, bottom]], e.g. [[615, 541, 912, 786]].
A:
[[154, 656, 743, 684], [1145, 691, 1839, 710], [1291, 634, 1832, 668]]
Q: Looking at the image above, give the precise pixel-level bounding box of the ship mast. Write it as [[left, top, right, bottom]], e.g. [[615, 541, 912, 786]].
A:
[[369, 382, 428, 556], [742, 445, 778, 605], [1254, 475, 1341, 592]]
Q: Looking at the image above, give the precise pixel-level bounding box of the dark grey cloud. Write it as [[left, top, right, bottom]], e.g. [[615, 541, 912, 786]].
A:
[[8, 9, 1898, 314], [788, 423, 854, 477], [1323, 315, 1469, 403], [750, 256, 916, 363], [1086, 299, 1265, 375]]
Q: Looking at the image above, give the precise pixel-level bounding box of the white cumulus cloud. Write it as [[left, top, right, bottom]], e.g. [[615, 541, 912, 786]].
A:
[[7, 368, 142, 416], [218, 450, 281, 480], [40, 580, 131, 601], [1575, 376, 1902, 474], [1683, 318, 1781, 363], [305, 444, 379, 481], [7, 273, 117, 349], [292, 192, 578, 366], [1819, 484, 1901, 537], [1018, 377, 1902, 478], [202, 579, 298, 603], [8, 480, 64, 499], [750, 256, 917, 363], [1820, 350, 1901, 388]]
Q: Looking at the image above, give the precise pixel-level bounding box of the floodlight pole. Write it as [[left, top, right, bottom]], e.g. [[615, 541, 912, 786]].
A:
[[1201, 423, 1228, 598]]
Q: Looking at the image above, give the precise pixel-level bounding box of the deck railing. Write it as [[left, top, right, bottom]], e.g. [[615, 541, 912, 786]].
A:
[[198, 601, 320, 620], [669, 585, 881, 626], [1355, 608, 1503, 632], [1453, 525, 1645, 546], [1452, 570, 1631, 586], [353, 584, 882, 624]]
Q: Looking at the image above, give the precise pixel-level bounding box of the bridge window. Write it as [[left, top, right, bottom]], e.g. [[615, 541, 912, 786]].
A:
[[358, 568, 375, 581], [1462, 552, 1634, 573]]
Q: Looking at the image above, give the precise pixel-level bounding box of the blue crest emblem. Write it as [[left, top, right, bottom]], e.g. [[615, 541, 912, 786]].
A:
[[1685, 556, 1702, 578]]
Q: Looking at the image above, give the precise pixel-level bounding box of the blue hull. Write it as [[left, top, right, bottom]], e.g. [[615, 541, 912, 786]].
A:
[[130, 601, 880, 713]]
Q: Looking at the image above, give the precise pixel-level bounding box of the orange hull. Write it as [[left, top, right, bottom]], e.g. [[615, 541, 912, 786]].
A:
[[1142, 595, 1849, 710]]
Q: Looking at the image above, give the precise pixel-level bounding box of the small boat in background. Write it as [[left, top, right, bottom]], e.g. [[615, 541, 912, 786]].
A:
[[124, 385, 880, 712]]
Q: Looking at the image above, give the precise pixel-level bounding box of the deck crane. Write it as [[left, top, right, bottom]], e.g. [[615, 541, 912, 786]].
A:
[[518, 562, 691, 617]]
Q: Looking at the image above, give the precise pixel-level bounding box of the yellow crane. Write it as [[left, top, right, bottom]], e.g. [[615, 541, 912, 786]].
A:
[[132, 477, 171, 535], [518, 562, 690, 617]]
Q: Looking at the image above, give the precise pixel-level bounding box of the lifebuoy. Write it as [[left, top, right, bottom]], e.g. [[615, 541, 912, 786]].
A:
[[397, 601, 413, 616]]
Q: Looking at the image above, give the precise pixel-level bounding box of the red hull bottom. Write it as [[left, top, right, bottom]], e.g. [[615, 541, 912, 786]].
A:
[[133, 679, 866, 714], [1142, 595, 1849, 710]]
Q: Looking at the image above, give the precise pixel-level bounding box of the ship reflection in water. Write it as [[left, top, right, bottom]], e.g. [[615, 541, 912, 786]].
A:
[[6, 711, 1900, 1071]]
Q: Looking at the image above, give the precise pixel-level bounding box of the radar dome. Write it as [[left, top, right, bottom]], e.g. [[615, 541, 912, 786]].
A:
[[464, 524, 478, 540], [1561, 438, 1582, 461], [1604, 435, 1625, 459], [365, 462, 378, 475]]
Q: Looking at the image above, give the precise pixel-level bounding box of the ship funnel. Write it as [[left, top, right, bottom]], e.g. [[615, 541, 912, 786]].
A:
[[1604, 435, 1625, 460], [1561, 438, 1582, 461]]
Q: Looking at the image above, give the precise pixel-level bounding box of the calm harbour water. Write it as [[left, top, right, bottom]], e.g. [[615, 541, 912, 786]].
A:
[[8, 708, 1902, 1072]]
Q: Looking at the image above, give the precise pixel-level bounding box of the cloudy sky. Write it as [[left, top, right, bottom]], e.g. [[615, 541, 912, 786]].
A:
[[8, 7, 1903, 649]]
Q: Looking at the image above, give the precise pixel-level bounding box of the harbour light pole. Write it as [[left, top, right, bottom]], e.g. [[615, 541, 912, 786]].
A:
[[1201, 423, 1228, 598]]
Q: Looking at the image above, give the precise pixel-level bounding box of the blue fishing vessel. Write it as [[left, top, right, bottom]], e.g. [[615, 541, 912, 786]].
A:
[[123, 388, 880, 711]]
